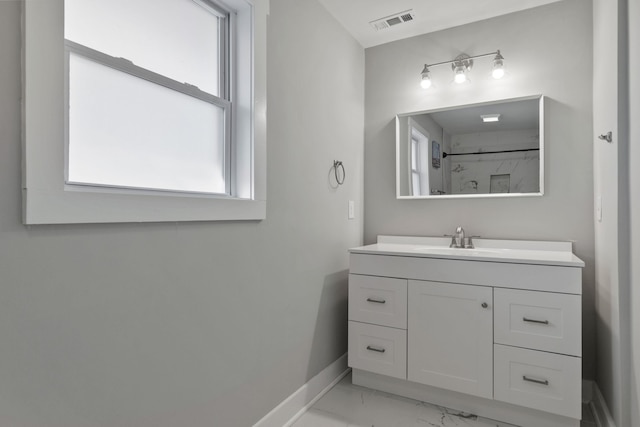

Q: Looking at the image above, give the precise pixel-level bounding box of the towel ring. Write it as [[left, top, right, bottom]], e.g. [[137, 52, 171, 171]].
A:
[[333, 160, 345, 185]]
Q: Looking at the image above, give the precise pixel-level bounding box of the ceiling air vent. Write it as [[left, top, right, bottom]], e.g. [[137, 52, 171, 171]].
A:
[[370, 10, 415, 31]]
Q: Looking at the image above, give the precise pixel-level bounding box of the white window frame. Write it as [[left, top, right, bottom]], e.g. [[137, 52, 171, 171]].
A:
[[22, 0, 267, 224]]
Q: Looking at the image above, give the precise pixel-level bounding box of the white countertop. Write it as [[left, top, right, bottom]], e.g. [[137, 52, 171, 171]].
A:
[[349, 235, 585, 268]]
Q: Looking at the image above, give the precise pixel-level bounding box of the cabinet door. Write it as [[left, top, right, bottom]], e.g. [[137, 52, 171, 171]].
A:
[[408, 280, 493, 399]]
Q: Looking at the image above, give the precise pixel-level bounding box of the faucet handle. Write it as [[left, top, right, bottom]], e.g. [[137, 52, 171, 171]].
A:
[[443, 234, 457, 248], [464, 235, 481, 249]]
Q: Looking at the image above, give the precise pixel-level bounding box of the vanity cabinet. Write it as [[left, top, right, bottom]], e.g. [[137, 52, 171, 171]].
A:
[[347, 236, 585, 427]]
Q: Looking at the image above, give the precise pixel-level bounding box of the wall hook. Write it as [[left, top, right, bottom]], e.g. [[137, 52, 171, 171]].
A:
[[598, 131, 613, 143]]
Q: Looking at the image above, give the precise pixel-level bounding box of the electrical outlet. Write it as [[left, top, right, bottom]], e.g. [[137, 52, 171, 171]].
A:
[[348, 201, 355, 220]]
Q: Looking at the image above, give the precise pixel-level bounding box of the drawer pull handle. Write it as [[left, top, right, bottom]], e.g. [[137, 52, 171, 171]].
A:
[[522, 375, 549, 386], [523, 317, 550, 325], [366, 345, 386, 353], [366, 297, 386, 304]]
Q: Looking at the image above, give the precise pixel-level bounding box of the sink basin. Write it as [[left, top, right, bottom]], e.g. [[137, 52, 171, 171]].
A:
[[411, 246, 507, 255]]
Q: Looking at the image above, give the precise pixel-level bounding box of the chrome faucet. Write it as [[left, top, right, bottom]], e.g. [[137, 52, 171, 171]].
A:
[[452, 226, 465, 248], [447, 226, 477, 249]]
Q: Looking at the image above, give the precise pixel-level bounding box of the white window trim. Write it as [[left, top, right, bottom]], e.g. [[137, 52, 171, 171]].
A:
[[22, 0, 267, 224]]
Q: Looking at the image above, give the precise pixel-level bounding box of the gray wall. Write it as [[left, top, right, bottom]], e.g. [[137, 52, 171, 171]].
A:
[[364, 0, 595, 379], [629, 0, 640, 423], [0, 0, 364, 426]]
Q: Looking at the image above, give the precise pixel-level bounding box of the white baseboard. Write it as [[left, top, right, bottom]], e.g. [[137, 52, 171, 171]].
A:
[[253, 353, 350, 427], [590, 382, 617, 427], [582, 379, 594, 403]]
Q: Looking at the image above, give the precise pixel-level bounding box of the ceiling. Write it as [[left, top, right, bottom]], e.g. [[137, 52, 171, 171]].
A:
[[316, 0, 565, 48], [428, 98, 540, 134]]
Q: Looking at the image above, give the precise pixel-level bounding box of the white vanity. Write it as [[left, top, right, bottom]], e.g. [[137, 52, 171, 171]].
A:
[[348, 235, 585, 427]]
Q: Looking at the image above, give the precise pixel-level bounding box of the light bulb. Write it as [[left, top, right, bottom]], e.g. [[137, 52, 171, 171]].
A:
[[454, 67, 467, 84], [420, 65, 432, 89], [492, 67, 505, 79], [421, 74, 432, 89]]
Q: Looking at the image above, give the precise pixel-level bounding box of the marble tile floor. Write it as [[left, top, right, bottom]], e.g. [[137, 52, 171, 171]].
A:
[[292, 372, 598, 427]]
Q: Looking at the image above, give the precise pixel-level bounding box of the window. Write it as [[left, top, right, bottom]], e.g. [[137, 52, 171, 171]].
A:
[[22, 0, 266, 224], [65, 0, 230, 195], [409, 120, 430, 197]]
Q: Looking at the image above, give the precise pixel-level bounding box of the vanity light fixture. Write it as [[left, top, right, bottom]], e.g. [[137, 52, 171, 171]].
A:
[[420, 65, 432, 89], [452, 54, 472, 84], [492, 50, 505, 79], [419, 50, 505, 89], [420, 65, 431, 89], [481, 114, 501, 123]]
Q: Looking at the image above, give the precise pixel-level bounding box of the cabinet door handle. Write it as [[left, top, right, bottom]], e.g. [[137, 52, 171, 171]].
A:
[[523, 317, 549, 325], [481, 302, 488, 308], [366, 297, 386, 304], [522, 375, 549, 386], [366, 345, 386, 353]]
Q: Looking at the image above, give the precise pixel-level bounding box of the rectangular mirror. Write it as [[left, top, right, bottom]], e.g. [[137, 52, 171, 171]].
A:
[[396, 95, 544, 199]]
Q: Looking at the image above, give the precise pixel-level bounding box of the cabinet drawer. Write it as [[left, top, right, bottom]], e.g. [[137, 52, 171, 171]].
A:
[[494, 344, 581, 419], [494, 288, 581, 356], [349, 274, 407, 329], [348, 321, 407, 379]]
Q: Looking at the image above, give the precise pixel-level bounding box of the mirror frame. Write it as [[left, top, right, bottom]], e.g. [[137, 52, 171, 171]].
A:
[[396, 95, 545, 200]]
